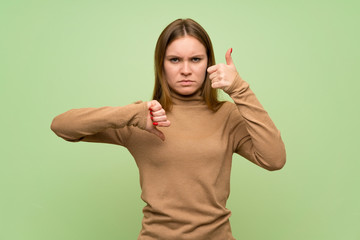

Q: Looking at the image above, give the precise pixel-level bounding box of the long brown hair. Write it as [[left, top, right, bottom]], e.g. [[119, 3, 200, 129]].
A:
[[153, 18, 222, 112]]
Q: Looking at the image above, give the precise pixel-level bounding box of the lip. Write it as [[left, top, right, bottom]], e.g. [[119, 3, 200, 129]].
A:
[[178, 80, 194, 86], [179, 80, 194, 82]]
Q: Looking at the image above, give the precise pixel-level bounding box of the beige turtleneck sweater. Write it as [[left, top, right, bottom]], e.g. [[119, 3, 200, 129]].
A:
[[50, 74, 286, 240]]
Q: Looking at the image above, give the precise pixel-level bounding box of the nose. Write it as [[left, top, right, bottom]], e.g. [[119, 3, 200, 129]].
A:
[[181, 61, 191, 76]]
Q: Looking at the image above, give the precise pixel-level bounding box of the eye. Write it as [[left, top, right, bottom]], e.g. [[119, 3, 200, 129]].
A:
[[192, 57, 201, 62], [170, 58, 179, 63]]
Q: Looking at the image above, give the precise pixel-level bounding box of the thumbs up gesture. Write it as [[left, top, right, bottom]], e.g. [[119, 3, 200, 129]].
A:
[[207, 48, 239, 92]]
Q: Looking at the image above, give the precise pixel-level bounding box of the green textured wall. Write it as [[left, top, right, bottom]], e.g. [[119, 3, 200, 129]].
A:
[[1, 0, 359, 239]]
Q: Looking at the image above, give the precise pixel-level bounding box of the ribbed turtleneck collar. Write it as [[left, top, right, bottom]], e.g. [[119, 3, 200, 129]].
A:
[[170, 90, 206, 106]]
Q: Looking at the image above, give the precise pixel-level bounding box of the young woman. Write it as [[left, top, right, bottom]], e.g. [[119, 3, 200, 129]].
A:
[[51, 18, 286, 240]]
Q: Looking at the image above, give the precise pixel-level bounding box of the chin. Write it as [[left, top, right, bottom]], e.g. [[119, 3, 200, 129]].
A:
[[176, 88, 199, 96]]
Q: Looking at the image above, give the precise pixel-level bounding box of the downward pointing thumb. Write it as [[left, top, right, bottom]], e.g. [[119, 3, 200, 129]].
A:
[[225, 48, 234, 66], [152, 128, 165, 141]]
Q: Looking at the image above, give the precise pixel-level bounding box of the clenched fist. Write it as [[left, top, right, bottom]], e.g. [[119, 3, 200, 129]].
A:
[[146, 100, 171, 141]]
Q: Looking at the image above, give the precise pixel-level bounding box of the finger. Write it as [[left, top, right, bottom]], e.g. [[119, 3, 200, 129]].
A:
[[148, 100, 160, 111], [225, 48, 234, 66], [210, 71, 225, 81], [151, 109, 166, 117], [149, 101, 162, 111], [211, 81, 223, 89], [151, 115, 167, 122], [209, 72, 217, 81], [211, 73, 223, 83], [151, 128, 165, 141], [147, 100, 154, 109], [207, 65, 218, 74], [210, 78, 220, 86], [155, 120, 171, 127]]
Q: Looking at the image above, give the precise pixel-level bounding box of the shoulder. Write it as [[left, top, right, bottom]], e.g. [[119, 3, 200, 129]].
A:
[[217, 101, 237, 114], [217, 101, 245, 124]]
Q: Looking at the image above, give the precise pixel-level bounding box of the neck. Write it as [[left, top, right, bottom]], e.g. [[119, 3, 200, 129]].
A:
[[170, 89, 205, 106]]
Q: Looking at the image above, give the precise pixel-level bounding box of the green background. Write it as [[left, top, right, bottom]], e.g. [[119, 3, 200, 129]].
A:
[[1, 0, 359, 239]]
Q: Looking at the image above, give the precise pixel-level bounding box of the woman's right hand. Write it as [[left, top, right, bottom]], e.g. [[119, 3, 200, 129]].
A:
[[146, 100, 171, 141]]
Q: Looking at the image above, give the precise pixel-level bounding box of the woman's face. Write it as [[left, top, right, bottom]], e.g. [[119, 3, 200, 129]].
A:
[[163, 36, 208, 96]]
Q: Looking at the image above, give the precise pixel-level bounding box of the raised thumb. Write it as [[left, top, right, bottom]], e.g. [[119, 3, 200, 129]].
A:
[[225, 48, 234, 66]]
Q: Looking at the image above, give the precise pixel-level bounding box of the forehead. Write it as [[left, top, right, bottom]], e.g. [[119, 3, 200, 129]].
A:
[[166, 36, 206, 56]]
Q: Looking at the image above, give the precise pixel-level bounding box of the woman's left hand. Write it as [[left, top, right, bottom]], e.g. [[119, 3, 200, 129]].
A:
[[207, 48, 239, 92]]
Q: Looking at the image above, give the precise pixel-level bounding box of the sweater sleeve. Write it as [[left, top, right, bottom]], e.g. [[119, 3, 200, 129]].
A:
[[50, 101, 148, 146], [224, 73, 286, 171]]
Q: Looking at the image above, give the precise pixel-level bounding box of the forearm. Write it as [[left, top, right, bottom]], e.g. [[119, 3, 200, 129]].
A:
[[50, 101, 147, 142], [226, 74, 286, 170]]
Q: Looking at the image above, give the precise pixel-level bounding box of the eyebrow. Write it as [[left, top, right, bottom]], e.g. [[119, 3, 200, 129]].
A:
[[165, 54, 206, 58]]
